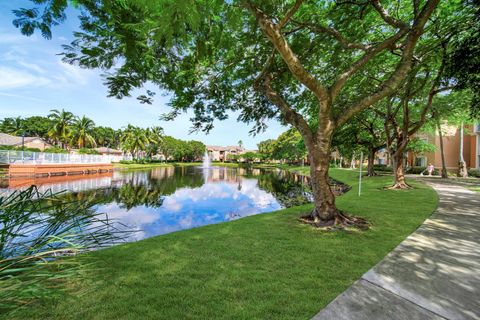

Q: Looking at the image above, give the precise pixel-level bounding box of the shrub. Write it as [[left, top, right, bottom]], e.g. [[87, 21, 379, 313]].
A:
[[406, 166, 439, 175], [44, 147, 68, 154], [78, 148, 100, 155], [372, 164, 393, 172], [467, 169, 480, 178]]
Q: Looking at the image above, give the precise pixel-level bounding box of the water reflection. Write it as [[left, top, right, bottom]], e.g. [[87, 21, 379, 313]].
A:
[[1, 166, 312, 242]]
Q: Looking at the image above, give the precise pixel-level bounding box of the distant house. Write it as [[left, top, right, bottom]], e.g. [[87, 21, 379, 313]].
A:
[[94, 147, 123, 155], [206, 145, 245, 162], [0, 133, 52, 151]]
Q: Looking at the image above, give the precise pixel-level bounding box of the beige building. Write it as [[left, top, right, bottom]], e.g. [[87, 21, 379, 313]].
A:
[[206, 145, 245, 162], [0, 133, 52, 151], [408, 123, 480, 170]]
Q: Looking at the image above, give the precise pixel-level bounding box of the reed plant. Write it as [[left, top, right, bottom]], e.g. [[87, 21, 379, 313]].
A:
[[0, 186, 126, 314]]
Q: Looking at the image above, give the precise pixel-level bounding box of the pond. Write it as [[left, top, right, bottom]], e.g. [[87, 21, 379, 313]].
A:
[[1, 166, 312, 243]]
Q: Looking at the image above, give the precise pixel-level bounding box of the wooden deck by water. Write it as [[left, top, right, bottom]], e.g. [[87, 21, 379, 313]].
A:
[[2, 163, 114, 177]]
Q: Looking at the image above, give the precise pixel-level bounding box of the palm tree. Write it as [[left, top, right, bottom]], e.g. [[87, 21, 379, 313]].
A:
[[120, 125, 150, 159], [71, 116, 97, 148], [1, 117, 24, 136], [145, 126, 163, 158], [48, 109, 75, 149]]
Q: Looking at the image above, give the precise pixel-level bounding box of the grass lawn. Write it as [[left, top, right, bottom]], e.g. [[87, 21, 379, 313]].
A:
[[113, 161, 242, 170], [113, 162, 174, 170], [12, 169, 437, 319], [469, 186, 480, 193]]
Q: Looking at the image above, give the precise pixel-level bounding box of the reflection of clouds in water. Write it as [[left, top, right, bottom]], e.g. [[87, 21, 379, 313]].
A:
[[164, 178, 277, 209], [95, 177, 282, 241], [99, 203, 160, 241]]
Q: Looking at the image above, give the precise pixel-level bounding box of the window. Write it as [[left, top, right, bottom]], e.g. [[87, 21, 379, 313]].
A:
[[415, 156, 426, 167]]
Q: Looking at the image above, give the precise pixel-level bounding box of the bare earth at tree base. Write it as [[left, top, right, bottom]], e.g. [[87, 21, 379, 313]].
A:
[[313, 179, 480, 319], [299, 211, 369, 231], [299, 179, 369, 230]]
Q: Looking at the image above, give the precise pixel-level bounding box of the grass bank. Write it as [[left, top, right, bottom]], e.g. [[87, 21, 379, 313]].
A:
[[113, 161, 242, 170], [12, 169, 437, 319]]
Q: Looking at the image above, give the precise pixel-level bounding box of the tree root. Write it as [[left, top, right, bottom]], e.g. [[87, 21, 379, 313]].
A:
[[299, 211, 369, 231], [386, 182, 412, 190]]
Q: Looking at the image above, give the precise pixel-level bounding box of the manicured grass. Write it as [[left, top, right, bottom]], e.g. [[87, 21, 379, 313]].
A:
[[469, 186, 480, 193], [113, 162, 174, 170], [113, 161, 242, 170], [12, 169, 437, 319]]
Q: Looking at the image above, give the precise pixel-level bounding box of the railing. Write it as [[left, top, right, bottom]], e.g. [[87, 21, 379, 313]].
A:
[[0, 150, 132, 165]]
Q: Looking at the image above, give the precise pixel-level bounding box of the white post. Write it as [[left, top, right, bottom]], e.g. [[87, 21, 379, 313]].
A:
[[7, 150, 10, 163], [359, 151, 363, 196]]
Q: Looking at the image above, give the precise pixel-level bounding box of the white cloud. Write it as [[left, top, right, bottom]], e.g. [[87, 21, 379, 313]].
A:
[[0, 91, 46, 102], [18, 61, 47, 74], [0, 66, 51, 89], [56, 61, 92, 86]]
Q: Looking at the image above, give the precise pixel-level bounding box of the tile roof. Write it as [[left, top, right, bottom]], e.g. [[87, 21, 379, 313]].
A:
[[0, 133, 42, 146]]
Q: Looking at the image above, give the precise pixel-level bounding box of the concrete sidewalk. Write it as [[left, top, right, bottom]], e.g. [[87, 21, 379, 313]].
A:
[[313, 180, 480, 320]]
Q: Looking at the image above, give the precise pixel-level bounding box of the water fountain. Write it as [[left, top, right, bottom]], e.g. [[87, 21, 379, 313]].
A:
[[202, 151, 211, 168]]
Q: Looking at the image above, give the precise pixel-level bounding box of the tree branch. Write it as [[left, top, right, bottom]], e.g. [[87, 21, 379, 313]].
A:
[[371, 0, 409, 29], [329, 28, 408, 99], [296, 22, 369, 50], [261, 73, 314, 142], [335, 0, 440, 127], [243, 1, 329, 102], [408, 43, 449, 136], [278, 0, 304, 30]]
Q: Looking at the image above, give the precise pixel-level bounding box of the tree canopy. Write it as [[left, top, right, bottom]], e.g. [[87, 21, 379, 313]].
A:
[[12, 0, 458, 225]]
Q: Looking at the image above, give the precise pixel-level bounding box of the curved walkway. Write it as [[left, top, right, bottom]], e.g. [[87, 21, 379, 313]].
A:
[[313, 179, 480, 320]]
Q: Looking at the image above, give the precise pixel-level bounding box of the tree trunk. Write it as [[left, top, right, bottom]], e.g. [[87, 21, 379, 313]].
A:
[[307, 148, 338, 224], [367, 148, 377, 176], [350, 152, 356, 169], [391, 150, 410, 189], [436, 118, 448, 178]]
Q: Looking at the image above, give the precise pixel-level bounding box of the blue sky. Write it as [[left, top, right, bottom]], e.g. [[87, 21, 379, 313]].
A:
[[0, 1, 286, 149]]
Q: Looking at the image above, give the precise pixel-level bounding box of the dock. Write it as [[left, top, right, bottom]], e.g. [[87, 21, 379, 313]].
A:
[[0, 150, 128, 178], [3, 163, 113, 177]]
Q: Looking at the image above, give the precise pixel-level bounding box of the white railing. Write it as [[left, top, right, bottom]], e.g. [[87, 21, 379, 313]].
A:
[[0, 150, 132, 165]]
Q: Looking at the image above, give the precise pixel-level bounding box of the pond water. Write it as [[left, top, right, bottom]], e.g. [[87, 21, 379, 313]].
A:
[[1, 166, 312, 242]]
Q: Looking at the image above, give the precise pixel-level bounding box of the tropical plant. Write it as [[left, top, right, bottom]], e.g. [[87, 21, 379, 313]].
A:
[[0, 187, 125, 314], [0, 117, 24, 136], [71, 115, 97, 148], [120, 125, 150, 159], [47, 109, 75, 149], [145, 126, 164, 158], [43, 146, 69, 154]]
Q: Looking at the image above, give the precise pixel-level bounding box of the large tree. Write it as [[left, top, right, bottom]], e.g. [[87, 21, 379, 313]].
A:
[[14, 0, 441, 227]]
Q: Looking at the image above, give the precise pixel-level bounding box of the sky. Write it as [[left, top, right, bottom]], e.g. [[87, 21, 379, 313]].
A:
[[0, 1, 286, 150]]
